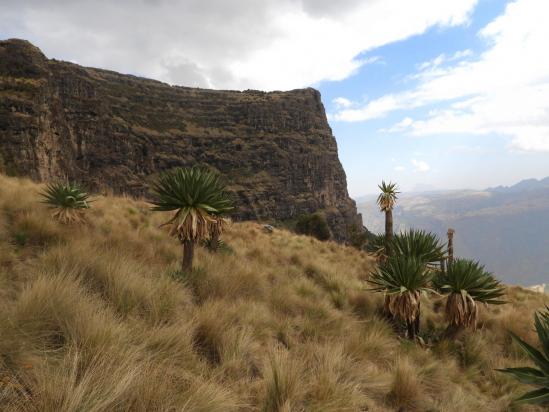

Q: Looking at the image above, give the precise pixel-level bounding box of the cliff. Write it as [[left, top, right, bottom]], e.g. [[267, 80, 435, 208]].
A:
[[0, 39, 362, 239]]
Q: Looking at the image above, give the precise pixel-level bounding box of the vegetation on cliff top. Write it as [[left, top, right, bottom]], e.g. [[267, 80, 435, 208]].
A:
[[0, 173, 548, 411]]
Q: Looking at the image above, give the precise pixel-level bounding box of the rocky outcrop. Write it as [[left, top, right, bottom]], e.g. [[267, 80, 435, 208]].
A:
[[0, 39, 363, 239]]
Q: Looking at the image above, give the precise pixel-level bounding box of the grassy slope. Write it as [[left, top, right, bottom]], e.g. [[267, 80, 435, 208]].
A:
[[0, 174, 547, 412]]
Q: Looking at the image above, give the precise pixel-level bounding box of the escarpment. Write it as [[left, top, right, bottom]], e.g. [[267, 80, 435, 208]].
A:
[[0, 39, 363, 239]]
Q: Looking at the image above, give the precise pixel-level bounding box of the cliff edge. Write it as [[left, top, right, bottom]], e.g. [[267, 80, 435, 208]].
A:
[[0, 39, 363, 239]]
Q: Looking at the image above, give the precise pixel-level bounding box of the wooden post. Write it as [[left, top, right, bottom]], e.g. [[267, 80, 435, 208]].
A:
[[447, 228, 455, 265]]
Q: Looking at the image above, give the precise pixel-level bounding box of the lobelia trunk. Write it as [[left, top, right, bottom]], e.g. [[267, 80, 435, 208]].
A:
[[385, 209, 393, 255], [407, 305, 420, 340], [182, 240, 194, 272], [211, 230, 219, 253], [444, 324, 464, 340], [407, 321, 415, 340], [383, 296, 398, 331], [413, 303, 420, 338]]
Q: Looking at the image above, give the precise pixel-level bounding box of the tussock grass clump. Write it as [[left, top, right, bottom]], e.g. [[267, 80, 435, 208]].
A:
[[387, 357, 426, 410], [262, 347, 303, 412], [0, 174, 547, 411]]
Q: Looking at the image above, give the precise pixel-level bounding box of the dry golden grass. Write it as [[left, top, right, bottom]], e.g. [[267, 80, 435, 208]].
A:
[[0, 173, 547, 411]]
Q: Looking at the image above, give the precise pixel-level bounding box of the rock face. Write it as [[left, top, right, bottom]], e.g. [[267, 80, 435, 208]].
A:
[[0, 39, 362, 239]]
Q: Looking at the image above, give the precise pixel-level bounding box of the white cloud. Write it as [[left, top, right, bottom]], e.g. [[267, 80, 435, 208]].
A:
[[395, 165, 406, 172], [411, 159, 430, 172], [382, 116, 414, 132], [416, 49, 472, 71], [334, 0, 549, 153], [335, 94, 403, 121], [0, 0, 478, 90], [333, 97, 353, 108]]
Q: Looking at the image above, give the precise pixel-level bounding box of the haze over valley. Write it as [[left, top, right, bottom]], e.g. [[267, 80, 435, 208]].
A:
[[358, 177, 549, 285]]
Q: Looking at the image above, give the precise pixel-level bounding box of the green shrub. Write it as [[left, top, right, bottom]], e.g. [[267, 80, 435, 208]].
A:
[[365, 233, 386, 255], [295, 213, 331, 241], [347, 224, 374, 250]]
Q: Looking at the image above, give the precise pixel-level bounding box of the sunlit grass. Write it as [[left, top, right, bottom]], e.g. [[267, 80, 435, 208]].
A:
[[0, 173, 547, 411]]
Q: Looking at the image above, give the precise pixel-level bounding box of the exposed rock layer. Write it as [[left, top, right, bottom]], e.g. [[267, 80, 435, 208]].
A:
[[0, 39, 362, 239]]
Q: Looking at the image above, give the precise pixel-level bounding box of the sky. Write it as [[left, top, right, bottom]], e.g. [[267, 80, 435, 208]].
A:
[[2, 0, 549, 196]]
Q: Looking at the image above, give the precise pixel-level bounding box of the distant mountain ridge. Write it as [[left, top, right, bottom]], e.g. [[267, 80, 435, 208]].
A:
[[357, 177, 549, 285], [489, 176, 549, 193]]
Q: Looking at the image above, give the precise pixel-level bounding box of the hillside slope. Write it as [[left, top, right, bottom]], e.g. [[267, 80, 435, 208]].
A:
[[357, 178, 549, 285], [0, 174, 547, 411], [0, 38, 361, 240]]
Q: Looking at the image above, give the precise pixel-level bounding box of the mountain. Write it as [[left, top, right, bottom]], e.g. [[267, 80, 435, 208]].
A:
[[0, 173, 547, 411], [0, 39, 361, 239], [357, 178, 549, 285], [489, 176, 549, 193]]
